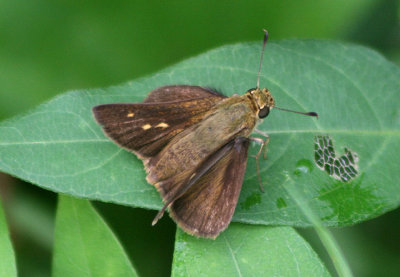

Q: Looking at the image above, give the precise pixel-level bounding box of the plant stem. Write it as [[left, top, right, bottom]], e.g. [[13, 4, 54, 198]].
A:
[[283, 174, 353, 277]]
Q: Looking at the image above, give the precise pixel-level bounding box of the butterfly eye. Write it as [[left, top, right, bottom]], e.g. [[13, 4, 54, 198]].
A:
[[258, 106, 270, 118]]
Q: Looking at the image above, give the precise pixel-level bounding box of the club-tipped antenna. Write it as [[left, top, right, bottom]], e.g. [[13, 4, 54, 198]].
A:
[[274, 106, 318, 118], [256, 29, 269, 89]]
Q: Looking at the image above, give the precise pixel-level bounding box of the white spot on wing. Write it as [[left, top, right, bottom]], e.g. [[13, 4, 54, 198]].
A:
[[155, 122, 169, 128], [142, 124, 152, 130]]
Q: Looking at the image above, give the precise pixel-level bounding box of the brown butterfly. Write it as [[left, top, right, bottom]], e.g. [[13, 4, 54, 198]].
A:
[[93, 30, 317, 238]]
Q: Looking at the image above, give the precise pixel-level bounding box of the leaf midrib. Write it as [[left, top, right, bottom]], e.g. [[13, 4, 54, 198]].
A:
[[0, 128, 397, 146]]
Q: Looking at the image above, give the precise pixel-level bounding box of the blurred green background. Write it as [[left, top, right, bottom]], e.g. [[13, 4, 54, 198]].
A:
[[0, 1, 399, 276]]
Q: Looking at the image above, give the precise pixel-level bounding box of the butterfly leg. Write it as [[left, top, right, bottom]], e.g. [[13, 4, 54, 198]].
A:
[[254, 129, 270, 159], [249, 131, 270, 193]]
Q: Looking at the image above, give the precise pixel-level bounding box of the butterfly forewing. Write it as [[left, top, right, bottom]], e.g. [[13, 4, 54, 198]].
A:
[[93, 86, 225, 158]]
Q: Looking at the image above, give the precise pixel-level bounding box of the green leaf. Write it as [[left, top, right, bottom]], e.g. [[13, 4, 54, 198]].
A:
[[0, 198, 17, 277], [52, 195, 137, 277], [0, 40, 399, 227], [172, 223, 330, 277]]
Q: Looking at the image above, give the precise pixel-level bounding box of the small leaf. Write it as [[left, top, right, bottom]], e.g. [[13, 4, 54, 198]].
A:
[[0, 198, 17, 277], [52, 195, 137, 277], [0, 40, 399, 227], [172, 223, 330, 277]]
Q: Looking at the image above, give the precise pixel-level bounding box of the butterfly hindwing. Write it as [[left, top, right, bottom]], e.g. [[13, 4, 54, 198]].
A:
[[93, 86, 225, 158], [151, 136, 250, 238], [143, 85, 225, 103], [171, 137, 250, 238]]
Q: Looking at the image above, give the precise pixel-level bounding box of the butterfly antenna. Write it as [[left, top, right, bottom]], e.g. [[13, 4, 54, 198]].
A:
[[256, 29, 269, 89], [274, 106, 318, 118]]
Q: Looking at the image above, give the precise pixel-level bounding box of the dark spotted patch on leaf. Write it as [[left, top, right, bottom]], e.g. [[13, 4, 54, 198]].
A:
[[314, 135, 359, 182]]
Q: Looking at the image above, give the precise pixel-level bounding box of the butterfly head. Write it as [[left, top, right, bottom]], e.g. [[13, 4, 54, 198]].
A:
[[246, 88, 275, 119]]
